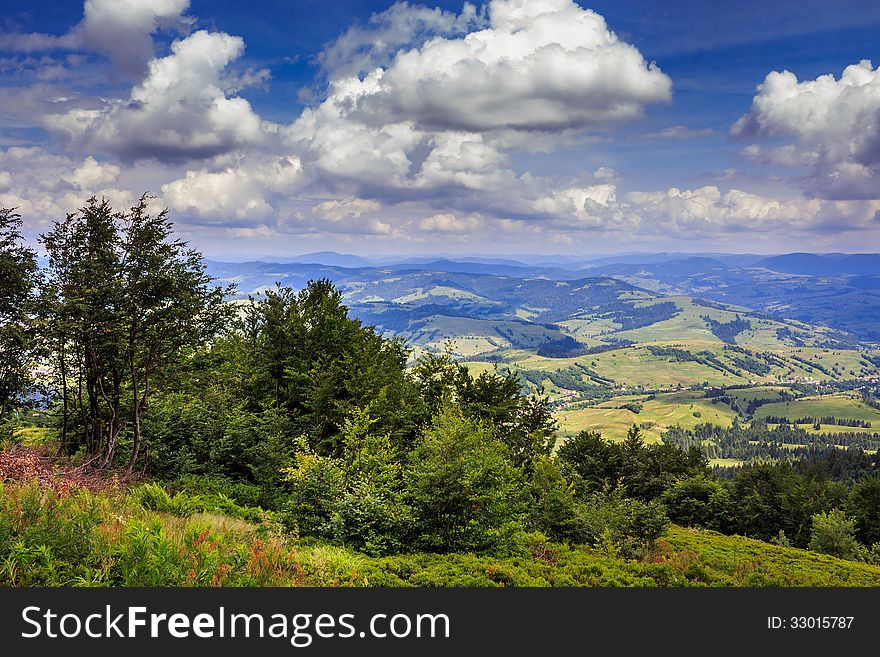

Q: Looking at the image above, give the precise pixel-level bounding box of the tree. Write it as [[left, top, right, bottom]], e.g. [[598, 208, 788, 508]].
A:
[[557, 430, 624, 494], [526, 456, 586, 542], [808, 509, 860, 560], [411, 353, 557, 469], [404, 404, 523, 553], [39, 195, 231, 471], [39, 198, 125, 460], [847, 478, 880, 546], [0, 207, 37, 425], [661, 475, 733, 532], [118, 194, 232, 473], [241, 279, 423, 455]]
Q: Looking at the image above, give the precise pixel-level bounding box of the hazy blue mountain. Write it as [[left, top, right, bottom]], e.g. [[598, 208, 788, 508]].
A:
[[756, 253, 880, 276], [203, 252, 880, 343]]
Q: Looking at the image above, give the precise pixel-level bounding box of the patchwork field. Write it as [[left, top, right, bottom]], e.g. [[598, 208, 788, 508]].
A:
[[556, 390, 738, 442], [752, 393, 880, 424]]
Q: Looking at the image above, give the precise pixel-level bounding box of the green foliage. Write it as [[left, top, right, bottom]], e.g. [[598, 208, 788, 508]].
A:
[[730, 462, 846, 547], [558, 425, 708, 500], [846, 478, 880, 546], [132, 482, 270, 524], [525, 456, 585, 542], [661, 475, 734, 532], [576, 490, 669, 558], [404, 405, 524, 554], [3, 480, 880, 587], [281, 437, 347, 538], [412, 353, 557, 470], [0, 207, 38, 424], [242, 281, 423, 455], [808, 509, 860, 561], [38, 196, 232, 468]]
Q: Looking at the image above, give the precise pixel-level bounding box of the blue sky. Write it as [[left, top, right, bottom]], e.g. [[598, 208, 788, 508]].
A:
[[1, 0, 879, 257]]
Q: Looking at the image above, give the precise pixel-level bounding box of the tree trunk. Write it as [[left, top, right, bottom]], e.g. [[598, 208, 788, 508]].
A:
[[56, 342, 68, 456]]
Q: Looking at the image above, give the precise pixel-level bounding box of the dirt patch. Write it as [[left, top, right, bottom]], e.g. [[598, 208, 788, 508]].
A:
[[0, 447, 126, 494]]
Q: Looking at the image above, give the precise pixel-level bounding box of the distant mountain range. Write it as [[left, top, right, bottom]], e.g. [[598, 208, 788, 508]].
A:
[[205, 251, 880, 344]]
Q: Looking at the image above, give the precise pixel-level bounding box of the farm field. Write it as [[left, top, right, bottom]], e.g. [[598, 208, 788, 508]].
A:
[[556, 390, 738, 441], [752, 393, 880, 424]]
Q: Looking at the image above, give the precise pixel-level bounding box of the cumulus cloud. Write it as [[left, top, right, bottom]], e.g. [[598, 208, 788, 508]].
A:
[[161, 155, 303, 220], [46, 30, 272, 161], [530, 182, 880, 238], [285, 0, 670, 205], [313, 196, 382, 221], [0, 0, 193, 77], [734, 60, 880, 199], [318, 1, 485, 79], [417, 212, 483, 233], [5, 0, 878, 252], [0, 147, 132, 232], [339, 0, 671, 133]]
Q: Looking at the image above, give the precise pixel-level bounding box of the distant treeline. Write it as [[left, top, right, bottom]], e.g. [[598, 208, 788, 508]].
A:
[[763, 416, 873, 428], [663, 421, 880, 463], [646, 346, 740, 377], [702, 315, 751, 344], [537, 336, 634, 358], [517, 364, 613, 395]]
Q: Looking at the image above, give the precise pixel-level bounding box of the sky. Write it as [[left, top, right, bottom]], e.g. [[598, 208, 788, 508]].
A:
[[1, 0, 879, 258]]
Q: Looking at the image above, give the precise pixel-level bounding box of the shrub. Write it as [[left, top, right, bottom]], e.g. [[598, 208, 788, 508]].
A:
[[808, 509, 860, 561], [576, 490, 669, 558], [404, 406, 524, 554], [661, 475, 733, 532]]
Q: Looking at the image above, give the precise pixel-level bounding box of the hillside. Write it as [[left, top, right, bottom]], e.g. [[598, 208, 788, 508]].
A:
[[1, 474, 877, 587]]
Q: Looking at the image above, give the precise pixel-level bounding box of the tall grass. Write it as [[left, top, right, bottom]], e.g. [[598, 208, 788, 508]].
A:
[[2, 480, 879, 587]]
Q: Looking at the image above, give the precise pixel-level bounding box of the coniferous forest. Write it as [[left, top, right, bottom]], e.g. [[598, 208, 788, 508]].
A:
[[3, 198, 880, 586]]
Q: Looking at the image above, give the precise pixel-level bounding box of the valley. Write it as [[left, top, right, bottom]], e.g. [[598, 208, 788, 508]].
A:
[[205, 252, 880, 473]]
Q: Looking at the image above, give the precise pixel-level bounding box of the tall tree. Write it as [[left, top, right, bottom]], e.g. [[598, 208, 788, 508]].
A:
[[39, 195, 231, 471], [118, 194, 232, 473], [40, 198, 124, 461], [0, 207, 37, 424]]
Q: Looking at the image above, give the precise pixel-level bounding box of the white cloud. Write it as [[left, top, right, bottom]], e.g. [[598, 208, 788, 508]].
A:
[[642, 125, 715, 140], [287, 0, 670, 202], [417, 212, 483, 233], [75, 0, 193, 76], [531, 182, 880, 237], [313, 196, 381, 221], [0, 0, 192, 77], [0, 147, 131, 233], [533, 184, 618, 222], [46, 30, 272, 161], [734, 60, 880, 199], [318, 1, 485, 79], [341, 0, 671, 133], [161, 155, 303, 220]]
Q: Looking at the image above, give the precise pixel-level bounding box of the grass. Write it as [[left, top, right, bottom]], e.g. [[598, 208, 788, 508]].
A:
[[708, 458, 745, 467], [2, 478, 879, 587], [10, 427, 55, 447], [753, 393, 880, 424], [557, 390, 737, 442], [662, 527, 880, 586]]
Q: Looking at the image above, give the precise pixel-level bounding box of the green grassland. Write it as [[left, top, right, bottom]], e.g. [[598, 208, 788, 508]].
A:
[[2, 480, 878, 587], [556, 390, 738, 441], [403, 316, 567, 357], [467, 343, 880, 399], [753, 393, 880, 424], [767, 424, 880, 436]]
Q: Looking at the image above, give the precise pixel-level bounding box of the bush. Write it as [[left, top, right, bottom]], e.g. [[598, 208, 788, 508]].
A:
[[661, 475, 733, 532], [808, 509, 860, 561], [133, 482, 270, 524], [404, 406, 524, 554], [576, 490, 669, 558]]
